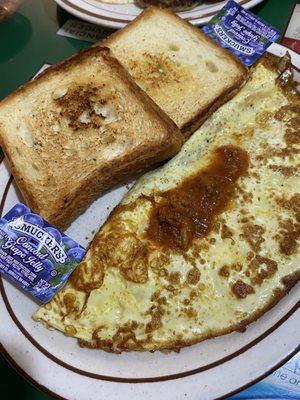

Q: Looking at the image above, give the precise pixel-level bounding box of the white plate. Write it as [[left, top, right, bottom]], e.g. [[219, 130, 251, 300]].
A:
[[54, 0, 265, 29], [0, 44, 299, 400]]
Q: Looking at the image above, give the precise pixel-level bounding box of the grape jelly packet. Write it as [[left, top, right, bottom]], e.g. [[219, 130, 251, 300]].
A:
[[202, 0, 280, 66], [0, 203, 86, 303]]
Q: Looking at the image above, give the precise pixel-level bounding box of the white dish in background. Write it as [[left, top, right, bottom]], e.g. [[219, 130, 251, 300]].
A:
[[0, 44, 299, 400], [54, 0, 265, 29]]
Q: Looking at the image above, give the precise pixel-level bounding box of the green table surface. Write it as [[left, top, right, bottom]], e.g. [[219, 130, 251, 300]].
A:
[[0, 0, 299, 399]]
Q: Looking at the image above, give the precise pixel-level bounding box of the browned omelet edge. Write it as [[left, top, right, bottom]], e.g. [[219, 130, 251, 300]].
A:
[[73, 54, 300, 353], [36, 53, 299, 353]]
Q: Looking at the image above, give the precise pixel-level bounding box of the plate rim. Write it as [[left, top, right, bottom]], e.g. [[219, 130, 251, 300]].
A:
[[0, 43, 299, 399], [54, 0, 265, 29], [1, 340, 299, 400], [0, 263, 299, 382]]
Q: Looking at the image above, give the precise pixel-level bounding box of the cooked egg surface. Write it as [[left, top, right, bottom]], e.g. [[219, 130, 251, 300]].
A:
[[34, 55, 300, 352]]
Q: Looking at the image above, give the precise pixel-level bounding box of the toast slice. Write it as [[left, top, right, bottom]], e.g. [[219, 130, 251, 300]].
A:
[[103, 7, 248, 138], [0, 46, 183, 229]]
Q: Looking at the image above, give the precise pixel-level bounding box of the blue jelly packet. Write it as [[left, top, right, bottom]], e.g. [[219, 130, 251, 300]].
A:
[[202, 0, 280, 66], [0, 203, 86, 303]]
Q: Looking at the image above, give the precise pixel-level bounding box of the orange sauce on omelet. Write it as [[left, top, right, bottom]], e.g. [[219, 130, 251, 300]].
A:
[[146, 146, 249, 250]]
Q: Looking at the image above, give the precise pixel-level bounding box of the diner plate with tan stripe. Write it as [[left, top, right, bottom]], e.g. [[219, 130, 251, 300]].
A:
[[0, 44, 299, 400], [54, 0, 265, 29]]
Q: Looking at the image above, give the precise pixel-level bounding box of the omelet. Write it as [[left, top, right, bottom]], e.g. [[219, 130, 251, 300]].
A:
[[34, 54, 300, 352]]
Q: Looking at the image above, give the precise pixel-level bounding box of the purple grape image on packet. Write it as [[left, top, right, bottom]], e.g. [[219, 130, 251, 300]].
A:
[[0, 203, 86, 303]]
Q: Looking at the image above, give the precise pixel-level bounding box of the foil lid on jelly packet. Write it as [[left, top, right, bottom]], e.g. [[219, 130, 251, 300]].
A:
[[203, 0, 280, 66], [0, 203, 86, 303]]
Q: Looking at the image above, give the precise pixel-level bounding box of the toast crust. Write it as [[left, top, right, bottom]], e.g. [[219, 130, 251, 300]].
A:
[[103, 7, 248, 138], [0, 46, 183, 229]]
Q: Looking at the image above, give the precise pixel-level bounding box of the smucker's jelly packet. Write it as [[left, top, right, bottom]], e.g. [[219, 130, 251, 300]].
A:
[[202, 0, 280, 66], [0, 203, 86, 303]]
